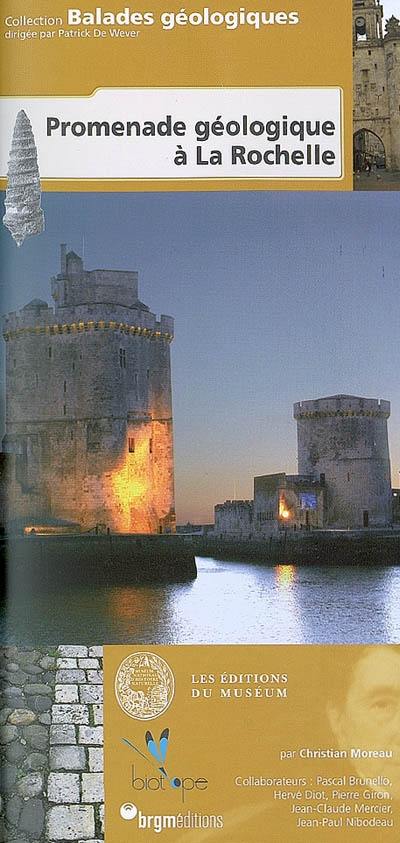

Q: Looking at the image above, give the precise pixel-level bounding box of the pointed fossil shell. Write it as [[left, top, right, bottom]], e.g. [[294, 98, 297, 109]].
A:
[[2, 110, 45, 247]]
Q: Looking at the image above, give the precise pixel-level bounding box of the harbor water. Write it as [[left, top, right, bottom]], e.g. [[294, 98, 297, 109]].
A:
[[2, 556, 400, 645]]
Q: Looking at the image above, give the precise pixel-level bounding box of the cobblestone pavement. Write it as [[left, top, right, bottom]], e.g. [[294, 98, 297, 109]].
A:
[[0, 646, 104, 843]]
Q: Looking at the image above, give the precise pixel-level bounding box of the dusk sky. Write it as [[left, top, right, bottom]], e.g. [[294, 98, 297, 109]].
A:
[[384, 0, 400, 22], [1, 190, 400, 524]]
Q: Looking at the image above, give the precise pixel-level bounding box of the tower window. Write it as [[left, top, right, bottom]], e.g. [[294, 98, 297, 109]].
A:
[[48, 347, 52, 359], [119, 348, 126, 368], [70, 430, 74, 441], [63, 404, 66, 416], [355, 16, 367, 41], [63, 380, 67, 393], [13, 358, 16, 369], [128, 437, 135, 453], [72, 361, 75, 372], [347, 472, 351, 482], [147, 368, 150, 380], [149, 438, 153, 454]]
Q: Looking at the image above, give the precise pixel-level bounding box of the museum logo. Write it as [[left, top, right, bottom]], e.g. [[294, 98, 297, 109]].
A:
[[115, 651, 175, 720]]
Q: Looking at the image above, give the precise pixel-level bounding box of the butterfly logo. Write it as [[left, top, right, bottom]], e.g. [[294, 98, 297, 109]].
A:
[[145, 728, 170, 778], [122, 728, 181, 788]]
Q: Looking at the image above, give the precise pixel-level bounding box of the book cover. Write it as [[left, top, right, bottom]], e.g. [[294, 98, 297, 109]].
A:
[[0, 2, 399, 841]]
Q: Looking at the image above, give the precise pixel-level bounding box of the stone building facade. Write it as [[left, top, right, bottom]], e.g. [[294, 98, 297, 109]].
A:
[[353, 1, 400, 170], [294, 395, 392, 529], [253, 473, 324, 535], [214, 500, 253, 538], [2, 245, 176, 533], [214, 393, 393, 536]]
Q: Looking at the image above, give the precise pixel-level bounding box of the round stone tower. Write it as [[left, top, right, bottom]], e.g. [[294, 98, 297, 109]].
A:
[[293, 395, 392, 529], [3, 245, 176, 534]]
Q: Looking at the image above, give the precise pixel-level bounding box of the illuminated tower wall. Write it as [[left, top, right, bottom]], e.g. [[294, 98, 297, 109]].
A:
[[294, 395, 392, 529], [3, 245, 175, 533]]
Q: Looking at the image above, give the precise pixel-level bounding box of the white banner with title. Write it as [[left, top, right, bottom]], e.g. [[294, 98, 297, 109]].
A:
[[0, 88, 343, 180]]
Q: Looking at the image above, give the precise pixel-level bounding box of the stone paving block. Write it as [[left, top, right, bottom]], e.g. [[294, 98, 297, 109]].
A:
[[24, 751, 47, 770], [81, 772, 104, 803], [0, 707, 12, 725], [39, 655, 56, 670], [28, 694, 52, 713], [57, 658, 78, 669], [24, 662, 45, 675], [88, 646, 103, 657], [5, 741, 26, 763], [47, 804, 95, 840], [0, 724, 18, 743], [79, 685, 103, 704], [19, 797, 45, 836], [56, 669, 86, 684], [48, 772, 80, 803], [78, 726, 103, 745], [92, 705, 103, 725], [55, 684, 79, 703], [49, 744, 86, 771], [5, 792, 22, 826], [98, 803, 105, 835], [88, 747, 103, 772], [52, 704, 89, 724], [0, 760, 18, 791], [78, 659, 99, 669], [25, 683, 52, 695], [86, 670, 103, 684], [8, 709, 36, 726], [58, 646, 88, 658], [16, 771, 43, 798], [50, 724, 77, 745], [23, 723, 48, 750]]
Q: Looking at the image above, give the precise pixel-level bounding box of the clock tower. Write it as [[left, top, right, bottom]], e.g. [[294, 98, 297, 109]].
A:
[[353, 0, 384, 44]]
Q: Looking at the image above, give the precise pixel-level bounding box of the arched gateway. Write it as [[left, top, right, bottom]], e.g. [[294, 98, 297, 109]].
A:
[[353, 129, 386, 171]]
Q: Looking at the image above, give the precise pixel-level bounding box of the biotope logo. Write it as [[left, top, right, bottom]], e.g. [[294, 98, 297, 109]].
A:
[[119, 802, 224, 833], [122, 728, 209, 803]]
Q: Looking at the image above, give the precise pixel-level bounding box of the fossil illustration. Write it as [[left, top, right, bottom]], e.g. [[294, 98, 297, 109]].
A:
[[3, 110, 45, 247]]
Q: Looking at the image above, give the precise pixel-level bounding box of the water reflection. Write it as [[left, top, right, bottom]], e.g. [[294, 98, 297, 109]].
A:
[[1, 557, 400, 645], [386, 566, 400, 641], [275, 564, 296, 589]]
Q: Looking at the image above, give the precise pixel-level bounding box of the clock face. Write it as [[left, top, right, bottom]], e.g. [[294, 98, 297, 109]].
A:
[[356, 16, 366, 28]]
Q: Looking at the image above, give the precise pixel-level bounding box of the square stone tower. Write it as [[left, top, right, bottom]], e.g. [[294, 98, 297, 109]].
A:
[[2, 245, 176, 533]]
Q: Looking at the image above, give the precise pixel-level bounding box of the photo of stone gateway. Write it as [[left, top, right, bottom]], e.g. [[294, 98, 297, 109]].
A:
[[1, 190, 400, 646], [353, 0, 400, 189]]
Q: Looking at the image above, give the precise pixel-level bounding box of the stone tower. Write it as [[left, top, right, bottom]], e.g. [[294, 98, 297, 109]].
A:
[[293, 395, 392, 529], [353, 0, 400, 171], [2, 245, 176, 534]]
